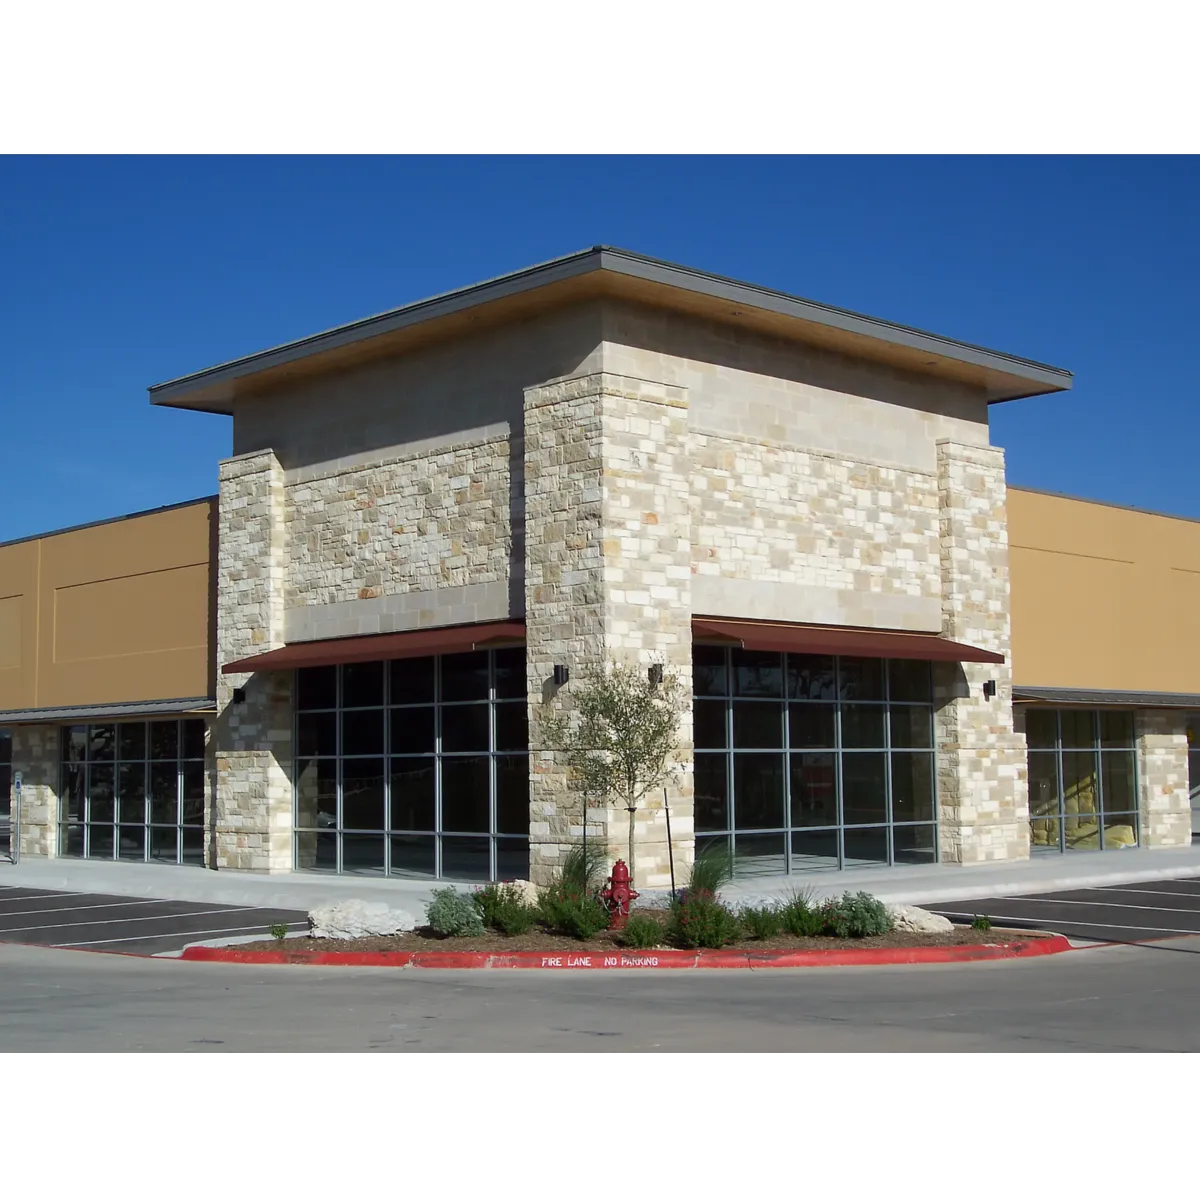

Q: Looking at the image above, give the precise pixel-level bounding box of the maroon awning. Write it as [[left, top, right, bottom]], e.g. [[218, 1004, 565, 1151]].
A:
[[691, 617, 1004, 664], [222, 620, 527, 675]]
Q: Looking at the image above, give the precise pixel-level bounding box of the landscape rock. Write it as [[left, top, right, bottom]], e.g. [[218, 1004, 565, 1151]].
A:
[[887, 903, 954, 934], [309, 899, 418, 940], [499, 879, 540, 905]]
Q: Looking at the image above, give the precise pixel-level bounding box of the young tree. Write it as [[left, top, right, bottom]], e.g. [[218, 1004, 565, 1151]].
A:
[[540, 661, 685, 888]]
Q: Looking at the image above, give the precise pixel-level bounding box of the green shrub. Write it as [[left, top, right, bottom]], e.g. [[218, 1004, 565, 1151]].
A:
[[268, 922, 289, 943], [820, 891, 893, 939], [686, 844, 734, 900], [739, 904, 782, 940], [474, 883, 538, 936], [538, 890, 611, 940], [558, 841, 608, 896], [779, 890, 825, 938], [668, 893, 742, 949], [426, 887, 485, 937], [971, 914, 992, 932], [619, 914, 664, 949]]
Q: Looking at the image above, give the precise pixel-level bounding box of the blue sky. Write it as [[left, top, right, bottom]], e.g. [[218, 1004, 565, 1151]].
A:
[[1, 155, 1196, 543]]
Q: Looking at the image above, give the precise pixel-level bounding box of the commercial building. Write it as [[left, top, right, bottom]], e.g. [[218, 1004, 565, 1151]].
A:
[[2, 248, 1197, 884]]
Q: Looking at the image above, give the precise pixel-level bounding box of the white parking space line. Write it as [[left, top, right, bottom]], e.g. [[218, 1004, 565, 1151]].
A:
[[0, 907, 275, 935], [59, 921, 309, 948], [0, 893, 88, 904], [1084, 886, 1200, 898], [972, 896, 1200, 916], [0, 900, 175, 918], [934, 911, 1200, 937]]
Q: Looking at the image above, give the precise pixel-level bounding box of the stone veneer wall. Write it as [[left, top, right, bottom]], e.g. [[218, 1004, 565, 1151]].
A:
[[9, 723, 58, 858], [215, 450, 293, 871], [524, 372, 694, 888], [934, 441, 1029, 864], [1135, 709, 1192, 847]]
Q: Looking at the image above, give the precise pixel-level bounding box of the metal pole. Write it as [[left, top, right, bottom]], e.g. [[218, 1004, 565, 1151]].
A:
[[663, 786, 676, 902], [12, 771, 22, 866]]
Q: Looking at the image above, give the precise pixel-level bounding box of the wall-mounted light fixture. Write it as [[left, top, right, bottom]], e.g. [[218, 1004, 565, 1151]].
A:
[[553, 664, 570, 687], [232, 687, 247, 705], [982, 680, 997, 699], [647, 664, 663, 688]]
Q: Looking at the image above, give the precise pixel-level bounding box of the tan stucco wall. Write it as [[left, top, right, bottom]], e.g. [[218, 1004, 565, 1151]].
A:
[[0, 499, 216, 712], [1008, 488, 1200, 693]]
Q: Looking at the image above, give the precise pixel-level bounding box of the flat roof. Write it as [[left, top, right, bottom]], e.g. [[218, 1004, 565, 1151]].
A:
[[0, 495, 217, 552], [149, 246, 1074, 415]]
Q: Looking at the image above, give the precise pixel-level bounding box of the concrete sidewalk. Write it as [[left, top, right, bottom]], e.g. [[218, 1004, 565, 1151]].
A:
[[3, 843, 1200, 913]]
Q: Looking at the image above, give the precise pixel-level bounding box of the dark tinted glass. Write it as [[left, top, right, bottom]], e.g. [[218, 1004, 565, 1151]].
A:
[[62, 726, 88, 763], [342, 661, 384, 709], [733, 651, 783, 698], [118, 724, 146, 762], [182, 763, 205, 825], [790, 753, 838, 827], [1100, 712, 1134, 749], [389, 656, 435, 704], [342, 759, 385, 830], [496, 756, 530, 835], [890, 706, 932, 749], [496, 838, 530, 882], [60, 764, 85, 821], [390, 706, 435, 755], [87, 764, 115, 823], [693, 700, 727, 750], [151, 826, 178, 863], [843, 825, 888, 866], [390, 834, 436, 878], [1060, 710, 1095, 750], [841, 753, 887, 824], [90, 725, 116, 761], [733, 832, 786, 877], [149, 721, 178, 761], [693, 754, 728, 832], [733, 702, 782, 749], [692, 646, 728, 697], [297, 666, 337, 711], [888, 660, 932, 703], [493, 649, 526, 700], [494, 703, 528, 752], [441, 757, 490, 832], [294, 758, 337, 828], [789, 704, 835, 749], [787, 655, 836, 700], [298, 712, 338, 757], [891, 753, 934, 823], [440, 836, 492, 881], [893, 823, 936, 865], [839, 658, 884, 702], [791, 828, 839, 871], [341, 709, 384, 757], [1024, 708, 1057, 750], [732, 754, 785, 829], [441, 652, 489, 702], [149, 763, 178, 823], [181, 719, 206, 761], [841, 704, 885, 749], [341, 834, 385, 875], [117, 763, 146, 823], [442, 704, 490, 753], [389, 758, 435, 831]]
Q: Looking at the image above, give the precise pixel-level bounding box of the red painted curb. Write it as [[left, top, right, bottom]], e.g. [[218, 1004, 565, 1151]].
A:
[[180, 933, 1071, 969]]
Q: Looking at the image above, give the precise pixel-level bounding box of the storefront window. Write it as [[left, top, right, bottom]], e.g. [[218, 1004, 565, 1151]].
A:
[[1186, 715, 1200, 841], [1024, 709, 1138, 852], [0, 728, 11, 857], [58, 719, 208, 863], [294, 648, 529, 880], [694, 647, 937, 876]]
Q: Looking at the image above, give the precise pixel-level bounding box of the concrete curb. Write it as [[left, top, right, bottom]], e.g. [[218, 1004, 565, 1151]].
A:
[[179, 932, 1071, 969]]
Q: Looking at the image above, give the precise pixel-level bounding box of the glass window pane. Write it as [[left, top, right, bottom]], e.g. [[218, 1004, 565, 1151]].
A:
[[1101, 751, 1136, 814], [791, 828, 839, 871], [839, 658, 884, 702], [389, 758, 435, 831], [893, 823, 937, 865], [733, 702, 782, 749], [390, 706, 435, 755], [494, 703, 528, 753], [87, 764, 115, 824], [390, 834, 436, 878], [1028, 751, 1060, 849], [149, 721, 178, 761], [789, 704, 835, 749], [888, 659, 932, 703], [0, 730, 10, 766], [889, 706, 932, 749], [341, 834, 386, 875], [694, 754, 729, 832], [1060, 710, 1096, 750], [841, 753, 887, 825], [891, 753, 935, 823], [442, 704, 490, 754], [692, 646, 728, 697], [295, 758, 337, 829], [342, 661, 384, 709], [441, 836, 491, 881], [341, 709, 384, 757], [342, 759, 385, 830], [841, 704, 885, 749], [786, 655, 836, 701], [150, 826, 179, 864], [297, 666, 337, 711], [732, 754, 784, 829], [1102, 811, 1138, 849], [118, 825, 145, 862], [1062, 751, 1100, 849], [295, 830, 338, 872], [496, 838, 530, 882], [1099, 712, 1134, 749], [1024, 708, 1057, 750], [733, 650, 783, 698], [62, 726, 88, 763], [182, 762, 205, 825], [389, 656, 435, 705], [90, 725, 116, 761], [59, 824, 84, 858], [441, 756, 490, 833], [297, 711, 337, 758], [88, 824, 114, 859], [60, 764, 84, 822], [181, 826, 206, 865], [181, 719, 206, 761], [695, 832, 730, 866], [118, 723, 146, 762], [117, 762, 146, 824], [733, 832, 786, 877], [493, 649, 526, 701], [693, 699, 727, 750], [149, 763, 179, 824], [843, 825, 888, 867], [496, 756, 529, 835], [441, 652, 489, 702], [790, 753, 838, 827]]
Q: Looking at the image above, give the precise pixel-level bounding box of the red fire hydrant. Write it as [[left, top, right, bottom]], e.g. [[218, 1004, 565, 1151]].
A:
[[601, 859, 639, 930]]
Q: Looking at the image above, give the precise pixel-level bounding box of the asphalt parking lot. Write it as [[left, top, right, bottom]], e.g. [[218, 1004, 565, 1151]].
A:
[[0, 884, 307, 956], [926, 875, 1200, 944]]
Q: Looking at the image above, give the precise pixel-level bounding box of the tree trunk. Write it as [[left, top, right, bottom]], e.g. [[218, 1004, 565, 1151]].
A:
[[627, 805, 637, 889]]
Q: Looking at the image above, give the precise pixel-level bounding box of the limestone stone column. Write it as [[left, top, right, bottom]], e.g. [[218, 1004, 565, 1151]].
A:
[[523, 372, 694, 888], [215, 450, 294, 872], [10, 724, 58, 858], [933, 440, 1029, 864], [1135, 709, 1191, 848]]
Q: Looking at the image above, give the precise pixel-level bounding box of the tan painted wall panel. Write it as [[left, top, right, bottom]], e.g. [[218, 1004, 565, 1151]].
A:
[[1009, 488, 1200, 693], [0, 540, 40, 711]]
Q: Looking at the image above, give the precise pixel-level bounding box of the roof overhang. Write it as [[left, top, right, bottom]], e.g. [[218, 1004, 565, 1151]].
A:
[[150, 247, 1073, 415], [0, 697, 216, 726], [1013, 686, 1200, 709]]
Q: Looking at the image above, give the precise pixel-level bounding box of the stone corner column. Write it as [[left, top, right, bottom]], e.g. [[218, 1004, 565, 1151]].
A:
[[1135, 709, 1191, 848], [215, 449, 293, 873], [11, 724, 59, 859], [933, 439, 1029, 865]]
